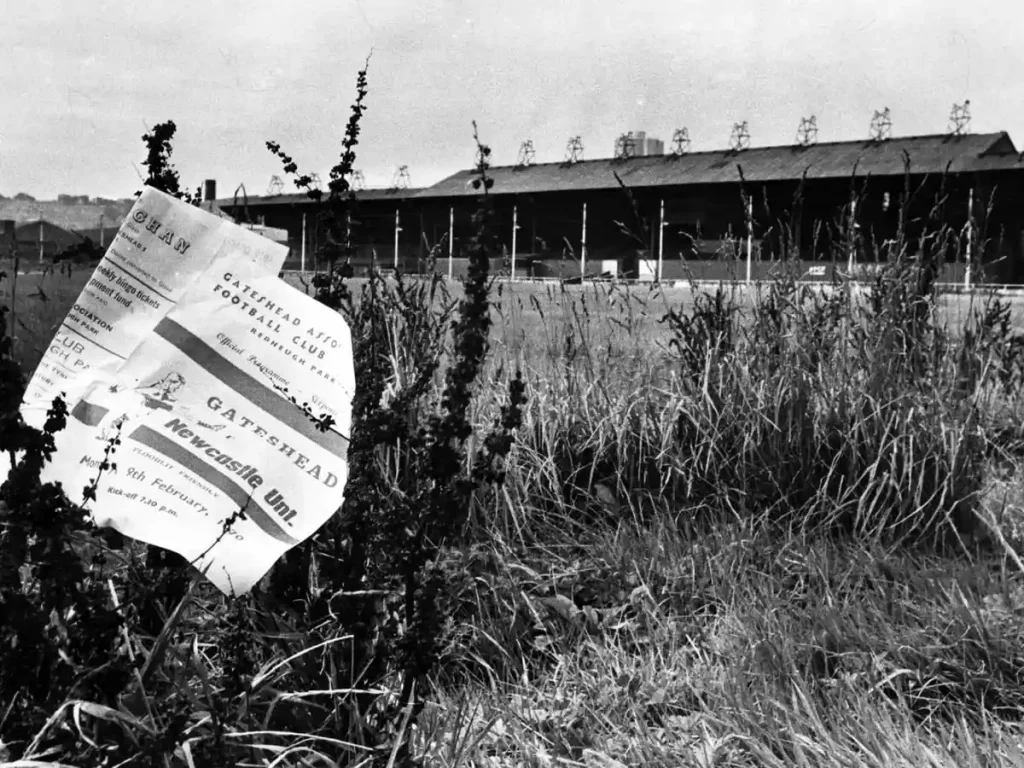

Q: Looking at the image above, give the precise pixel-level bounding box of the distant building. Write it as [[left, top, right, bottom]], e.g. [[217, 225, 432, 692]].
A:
[[613, 131, 665, 158], [0, 199, 131, 237], [57, 194, 91, 206], [633, 131, 664, 156], [212, 129, 1024, 284], [10, 220, 86, 262], [413, 130, 1024, 282]]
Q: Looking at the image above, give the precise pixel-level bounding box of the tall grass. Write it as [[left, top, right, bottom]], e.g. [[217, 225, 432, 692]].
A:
[[400, 223, 1024, 766]]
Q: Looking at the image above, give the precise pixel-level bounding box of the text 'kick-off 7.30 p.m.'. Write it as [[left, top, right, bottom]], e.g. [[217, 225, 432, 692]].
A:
[[7, 187, 356, 595]]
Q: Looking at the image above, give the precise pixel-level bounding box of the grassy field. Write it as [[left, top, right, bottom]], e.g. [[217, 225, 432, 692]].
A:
[[6, 260, 1023, 376], [7, 258, 1024, 765]]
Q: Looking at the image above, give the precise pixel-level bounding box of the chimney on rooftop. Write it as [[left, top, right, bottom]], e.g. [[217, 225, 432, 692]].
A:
[[203, 180, 217, 202]]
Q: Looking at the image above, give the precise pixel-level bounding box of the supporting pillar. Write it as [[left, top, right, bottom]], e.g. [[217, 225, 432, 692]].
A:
[[745, 197, 753, 284], [658, 198, 665, 283], [965, 187, 974, 289], [393, 208, 400, 270], [581, 201, 588, 279], [847, 198, 857, 277], [300, 211, 307, 273], [448, 206, 454, 280], [39, 220, 44, 263], [511, 204, 518, 282]]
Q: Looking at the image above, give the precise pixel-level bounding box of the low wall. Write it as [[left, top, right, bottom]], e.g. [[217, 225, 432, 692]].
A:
[[635, 260, 971, 284], [281, 257, 982, 286]]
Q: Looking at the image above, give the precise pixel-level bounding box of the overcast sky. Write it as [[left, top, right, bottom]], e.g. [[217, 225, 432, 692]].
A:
[[2, 0, 1022, 200]]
